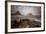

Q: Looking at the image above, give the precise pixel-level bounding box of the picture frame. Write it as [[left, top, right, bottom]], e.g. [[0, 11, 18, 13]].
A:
[[5, 1, 45, 33]]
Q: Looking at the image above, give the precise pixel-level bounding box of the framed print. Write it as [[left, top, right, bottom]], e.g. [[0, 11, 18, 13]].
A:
[[5, 1, 45, 33]]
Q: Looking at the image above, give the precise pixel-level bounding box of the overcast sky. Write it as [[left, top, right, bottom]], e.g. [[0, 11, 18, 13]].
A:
[[11, 5, 41, 16]]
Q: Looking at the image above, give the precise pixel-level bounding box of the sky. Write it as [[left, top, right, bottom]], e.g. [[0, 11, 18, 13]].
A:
[[11, 5, 41, 16]]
